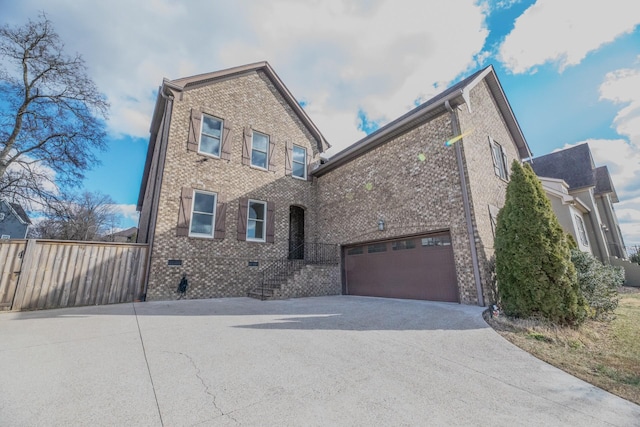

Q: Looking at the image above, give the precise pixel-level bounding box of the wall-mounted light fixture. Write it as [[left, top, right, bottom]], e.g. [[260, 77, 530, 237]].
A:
[[378, 218, 385, 231]]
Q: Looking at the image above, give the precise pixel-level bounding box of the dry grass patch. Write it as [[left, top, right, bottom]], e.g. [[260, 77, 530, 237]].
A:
[[485, 287, 640, 405]]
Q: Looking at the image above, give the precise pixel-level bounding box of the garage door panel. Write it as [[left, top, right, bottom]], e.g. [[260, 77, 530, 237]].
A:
[[345, 233, 458, 302]]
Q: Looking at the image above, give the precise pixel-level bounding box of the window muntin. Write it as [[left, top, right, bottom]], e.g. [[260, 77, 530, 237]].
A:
[[189, 191, 217, 237], [491, 140, 508, 180], [421, 235, 451, 246], [574, 214, 589, 247], [251, 131, 269, 169], [199, 114, 222, 157], [292, 145, 307, 179], [392, 239, 416, 251], [347, 246, 364, 255], [247, 200, 267, 241], [367, 243, 387, 253]]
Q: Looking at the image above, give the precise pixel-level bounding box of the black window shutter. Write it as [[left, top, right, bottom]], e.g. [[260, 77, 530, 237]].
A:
[[237, 197, 248, 241], [187, 109, 201, 152], [268, 135, 277, 171], [220, 121, 233, 161], [242, 127, 252, 166], [177, 187, 193, 236], [307, 154, 314, 181], [489, 138, 500, 177], [266, 201, 275, 243], [501, 145, 509, 179], [284, 141, 292, 176], [214, 193, 226, 239]]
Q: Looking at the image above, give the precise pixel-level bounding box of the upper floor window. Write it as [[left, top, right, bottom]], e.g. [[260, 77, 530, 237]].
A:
[[247, 200, 267, 241], [251, 131, 269, 169], [292, 145, 307, 179], [490, 138, 508, 180], [190, 190, 217, 238], [199, 114, 223, 157]]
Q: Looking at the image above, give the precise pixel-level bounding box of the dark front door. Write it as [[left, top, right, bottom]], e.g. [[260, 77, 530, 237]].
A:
[[288, 206, 305, 259]]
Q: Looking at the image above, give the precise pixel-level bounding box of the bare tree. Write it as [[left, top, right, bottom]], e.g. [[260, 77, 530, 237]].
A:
[[0, 14, 109, 206], [31, 191, 120, 241]]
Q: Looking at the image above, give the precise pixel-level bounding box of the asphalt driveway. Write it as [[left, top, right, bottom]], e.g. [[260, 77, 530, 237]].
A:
[[1, 296, 638, 426]]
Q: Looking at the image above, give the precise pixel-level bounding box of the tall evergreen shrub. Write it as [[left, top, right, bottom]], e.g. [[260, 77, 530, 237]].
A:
[[494, 161, 586, 325]]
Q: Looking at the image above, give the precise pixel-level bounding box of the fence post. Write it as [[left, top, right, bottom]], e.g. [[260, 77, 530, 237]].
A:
[[11, 239, 38, 311]]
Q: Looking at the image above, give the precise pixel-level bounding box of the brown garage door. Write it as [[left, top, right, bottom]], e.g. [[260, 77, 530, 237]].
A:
[[344, 233, 458, 302]]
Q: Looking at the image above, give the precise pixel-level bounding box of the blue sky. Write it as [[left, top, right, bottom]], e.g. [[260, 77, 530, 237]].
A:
[[3, 0, 640, 247]]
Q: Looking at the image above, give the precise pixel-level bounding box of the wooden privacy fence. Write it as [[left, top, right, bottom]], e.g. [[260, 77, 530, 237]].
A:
[[0, 239, 148, 312]]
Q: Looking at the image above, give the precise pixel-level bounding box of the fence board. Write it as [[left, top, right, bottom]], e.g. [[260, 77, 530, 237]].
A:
[[0, 240, 26, 310], [0, 239, 148, 311]]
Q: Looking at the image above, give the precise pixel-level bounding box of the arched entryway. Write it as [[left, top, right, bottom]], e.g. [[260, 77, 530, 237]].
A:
[[288, 206, 305, 259]]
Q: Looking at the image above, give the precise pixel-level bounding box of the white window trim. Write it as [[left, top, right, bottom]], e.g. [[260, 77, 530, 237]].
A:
[[251, 131, 269, 170], [246, 199, 267, 242], [1, 234, 10, 240], [188, 189, 217, 238], [198, 113, 223, 158], [574, 214, 590, 247], [292, 145, 307, 180]]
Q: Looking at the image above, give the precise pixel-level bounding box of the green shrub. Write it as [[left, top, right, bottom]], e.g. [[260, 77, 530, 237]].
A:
[[571, 249, 622, 318], [495, 162, 587, 325]]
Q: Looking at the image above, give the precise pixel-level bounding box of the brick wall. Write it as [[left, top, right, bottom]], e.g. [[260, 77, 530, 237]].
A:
[[315, 113, 480, 304], [278, 265, 341, 299], [457, 79, 522, 303], [143, 71, 325, 300]]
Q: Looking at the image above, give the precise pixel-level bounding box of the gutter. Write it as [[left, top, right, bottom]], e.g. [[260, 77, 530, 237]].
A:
[[445, 100, 484, 307], [142, 84, 175, 301], [313, 90, 465, 176]]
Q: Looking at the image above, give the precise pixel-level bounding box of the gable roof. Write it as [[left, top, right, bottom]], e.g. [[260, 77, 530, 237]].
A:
[[0, 200, 31, 225], [595, 166, 619, 202], [313, 64, 531, 176], [158, 61, 329, 152], [529, 144, 596, 190], [138, 61, 331, 210], [529, 143, 619, 202]]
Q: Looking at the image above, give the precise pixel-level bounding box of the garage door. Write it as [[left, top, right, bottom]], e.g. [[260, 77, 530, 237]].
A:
[[344, 233, 458, 302]]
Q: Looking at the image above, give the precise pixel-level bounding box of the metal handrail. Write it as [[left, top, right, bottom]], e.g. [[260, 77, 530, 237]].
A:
[[259, 242, 338, 300]]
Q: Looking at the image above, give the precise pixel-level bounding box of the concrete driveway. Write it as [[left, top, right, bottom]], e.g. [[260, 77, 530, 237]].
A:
[[1, 296, 638, 426]]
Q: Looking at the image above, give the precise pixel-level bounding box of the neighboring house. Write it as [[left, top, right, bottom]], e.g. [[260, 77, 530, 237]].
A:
[[103, 227, 138, 243], [0, 200, 31, 239], [529, 143, 627, 262], [539, 177, 592, 254], [137, 62, 532, 306]]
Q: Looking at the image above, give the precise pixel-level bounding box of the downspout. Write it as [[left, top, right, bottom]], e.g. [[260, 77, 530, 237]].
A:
[[445, 100, 484, 307], [142, 86, 174, 301]]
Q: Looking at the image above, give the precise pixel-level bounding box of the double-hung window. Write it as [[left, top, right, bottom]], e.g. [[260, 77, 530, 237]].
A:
[[247, 200, 267, 241], [251, 131, 269, 169], [199, 114, 223, 157], [490, 138, 508, 180], [189, 190, 217, 238], [292, 145, 307, 179], [574, 214, 589, 247]]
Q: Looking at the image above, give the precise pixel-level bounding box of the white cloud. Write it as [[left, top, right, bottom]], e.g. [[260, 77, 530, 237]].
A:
[[599, 64, 640, 146], [110, 204, 140, 228], [499, 0, 640, 74], [4, 0, 488, 153]]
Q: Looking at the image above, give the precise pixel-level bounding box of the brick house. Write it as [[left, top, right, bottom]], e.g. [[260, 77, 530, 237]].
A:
[[137, 62, 532, 306]]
